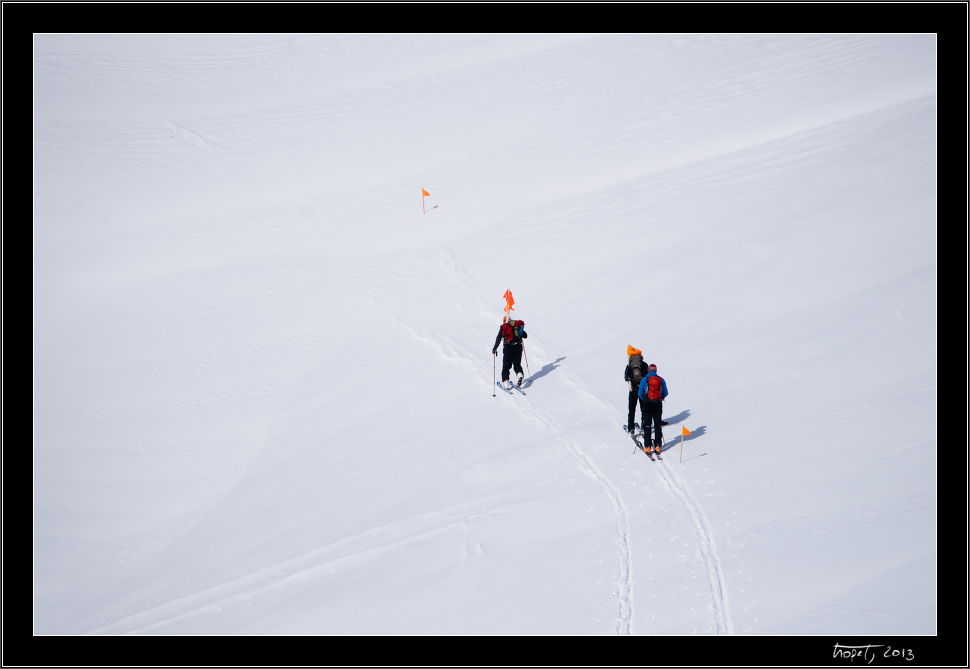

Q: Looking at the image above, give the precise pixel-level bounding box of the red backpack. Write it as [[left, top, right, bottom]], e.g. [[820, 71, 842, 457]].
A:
[[645, 375, 663, 401], [501, 320, 524, 342]]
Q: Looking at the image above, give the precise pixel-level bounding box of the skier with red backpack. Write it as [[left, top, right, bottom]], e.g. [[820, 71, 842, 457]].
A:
[[492, 316, 528, 390], [638, 363, 668, 452]]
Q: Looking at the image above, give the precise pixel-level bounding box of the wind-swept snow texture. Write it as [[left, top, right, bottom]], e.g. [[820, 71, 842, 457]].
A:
[[34, 34, 936, 637]]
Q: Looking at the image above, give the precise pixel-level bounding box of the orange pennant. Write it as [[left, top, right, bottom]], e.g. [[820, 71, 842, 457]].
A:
[[682, 426, 691, 436], [503, 289, 515, 311], [422, 188, 430, 197]]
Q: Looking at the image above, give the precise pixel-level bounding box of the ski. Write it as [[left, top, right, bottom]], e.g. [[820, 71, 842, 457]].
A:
[[636, 438, 655, 459], [624, 424, 652, 459], [623, 425, 662, 461], [638, 440, 656, 461], [496, 381, 513, 395]]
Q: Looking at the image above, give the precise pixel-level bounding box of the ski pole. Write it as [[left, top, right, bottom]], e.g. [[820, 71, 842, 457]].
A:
[[523, 344, 530, 378], [493, 352, 496, 397]]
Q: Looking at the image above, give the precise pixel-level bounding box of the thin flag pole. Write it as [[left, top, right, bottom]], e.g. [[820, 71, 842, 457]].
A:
[[422, 188, 430, 214]]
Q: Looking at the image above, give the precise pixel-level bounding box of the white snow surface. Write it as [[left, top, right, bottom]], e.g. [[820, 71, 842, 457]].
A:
[[33, 33, 937, 637]]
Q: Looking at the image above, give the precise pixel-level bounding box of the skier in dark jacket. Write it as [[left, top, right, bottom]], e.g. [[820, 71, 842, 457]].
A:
[[493, 317, 528, 389], [638, 363, 669, 451], [624, 346, 648, 434]]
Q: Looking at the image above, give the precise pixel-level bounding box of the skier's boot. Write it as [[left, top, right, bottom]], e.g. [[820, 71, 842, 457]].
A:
[[517, 373, 524, 387]]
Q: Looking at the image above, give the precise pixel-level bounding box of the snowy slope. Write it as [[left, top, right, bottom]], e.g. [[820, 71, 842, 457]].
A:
[[33, 33, 936, 638]]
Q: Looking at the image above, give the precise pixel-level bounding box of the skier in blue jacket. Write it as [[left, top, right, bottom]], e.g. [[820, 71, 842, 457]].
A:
[[638, 364, 668, 451]]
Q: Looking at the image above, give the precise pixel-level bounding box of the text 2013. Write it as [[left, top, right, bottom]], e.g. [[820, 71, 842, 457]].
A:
[[833, 644, 915, 663]]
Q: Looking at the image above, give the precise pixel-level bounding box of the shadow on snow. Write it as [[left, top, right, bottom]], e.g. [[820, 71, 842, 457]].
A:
[[523, 356, 565, 387]]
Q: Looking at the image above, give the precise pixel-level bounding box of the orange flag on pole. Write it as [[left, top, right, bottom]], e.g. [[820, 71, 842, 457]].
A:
[[503, 289, 515, 316], [422, 188, 430, 214], [422, 188, 430, 197], [680, 425, 691, 462], [682, 426, 691, 436]]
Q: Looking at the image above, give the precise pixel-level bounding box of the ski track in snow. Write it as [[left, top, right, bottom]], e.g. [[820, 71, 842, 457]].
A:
[[505, 384, 637, 636], [550, 359, 733, 636], [399, 322, 635, 635], [652, 454, 733, 635], [90, 497, 516, 635], [82, 316, 733, 636], [401, 322, 733, 636], [399, 322, 734, 635]]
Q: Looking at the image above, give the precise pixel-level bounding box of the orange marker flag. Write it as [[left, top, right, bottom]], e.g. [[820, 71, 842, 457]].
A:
[[422, 188, 430, 213], [680, 425, 691, 462], [503, 289, 515, 315], [422, 188, 430, 197], [682, 426, 691, 436]]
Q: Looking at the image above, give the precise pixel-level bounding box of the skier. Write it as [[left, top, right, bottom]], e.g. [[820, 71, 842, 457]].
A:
[[638, 363, 669, 451], [492, 316, 528, 390], [624, 346, 648, 434]]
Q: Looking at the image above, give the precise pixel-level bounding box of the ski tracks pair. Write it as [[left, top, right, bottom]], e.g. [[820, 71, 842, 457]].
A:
[[503, 387, 637, 636], [535, 364, 733, 636], [405, 324, 731, 635], [650, 451, 733, 635]]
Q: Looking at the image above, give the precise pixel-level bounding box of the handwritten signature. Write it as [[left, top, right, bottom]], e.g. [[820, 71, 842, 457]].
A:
[[833, 644, 915, 663]]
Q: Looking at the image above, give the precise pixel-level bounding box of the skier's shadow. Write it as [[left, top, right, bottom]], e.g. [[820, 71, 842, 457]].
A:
[[524, 357, 565, 387], [663, 409, 691, 427], [648, 409, 706, 453], [668, 424, 706, 444], [656, 418, 707, 459]]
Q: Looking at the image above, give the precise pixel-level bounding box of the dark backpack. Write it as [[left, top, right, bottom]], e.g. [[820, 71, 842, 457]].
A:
[[645, 375, 663, 401], [629, 354, 643, 385]]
